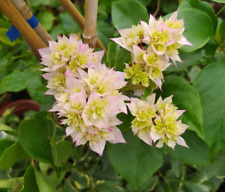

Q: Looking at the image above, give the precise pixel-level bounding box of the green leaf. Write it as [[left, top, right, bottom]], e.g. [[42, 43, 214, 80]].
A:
[[22, 165, 39, 192], [0, 123, 17, 136], [138, 176, 158, 191], [107, 130, 163, 190], [177, 8, 214, 52], [71, 169, 90, 190], [0, 141, 28, 169], [189, 0, 217, 31], [0, 28, 21, 46], [34, 166, 56, 192], [97, 20, 116, 49], [0, 139, 14, 156], [183, 181, 211, 192], [1, 70, 28, 92], [215, 19, 225, 45], [96, 180, 126, 192], [54, 140, 73, 166], [0, 177, 23, 189], [210, 0, 225, 3], [19, 111, 56, 164], [194, 60, 225, 152], [59, 12, 82, 34], [161, 75, 204, 139], [107, 42, 132, 71], [162, 0, 178, 14], [168, 131, 212, 166], [37, 12, 55, 31], [112, 0, 148, 29]]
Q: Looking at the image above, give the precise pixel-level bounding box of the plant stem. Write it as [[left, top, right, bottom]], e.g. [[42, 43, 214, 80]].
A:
[[60, 0, 106, 52], [83, 0, 98, 48], [153, 0, 161, 17], [216, 5, 225, 16]]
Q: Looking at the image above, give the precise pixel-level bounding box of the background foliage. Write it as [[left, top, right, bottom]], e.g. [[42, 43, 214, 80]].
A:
[[0, 0, 225, 191]]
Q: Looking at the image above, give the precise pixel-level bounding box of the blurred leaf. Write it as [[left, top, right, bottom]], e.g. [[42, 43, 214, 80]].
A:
[[138, 176, 158, 192], [71, 169, 89, 190], [1, 70, 28, 92], [210, 0, 225, 3], [0, 141, 28, 169], [162, 0, 178, 14], [34, 166, 56, 192], [40, 95, 55, 111], [170, 158, 183, 178], [168, 131, 212, 166], [54, 140, 73, 166], [112, 0, 148, 29], [97, 20, 115, 49], [161, 75, 204, 139], [138, 0, 152, 6], [22, 165, 39, 192], [188, 65, 201, 83], [0, 177, 23, 189], [0, 139, 14, 156], [107, 42, 132, 71], [96, 180, 126, 192], [166, 51, 201, 72], [29, 0, 55, 6], [0, 123, 17, 136], [0, 18, 10, 28], [50, 25, 64, 40], [65, 179, 79, 192], [59, 12, 82, 34], [107, 130, 163, 190], [19, 111, 56, 164], [199, 151, 225, 179], [0, 28, 21, 46], [215, 19, 225, 45], [194, 60, 225, 152], [177, 8, 214, 52], [183, 181, 211, 192], [37, 12, 55, 31], [117, 109, 134, 132]]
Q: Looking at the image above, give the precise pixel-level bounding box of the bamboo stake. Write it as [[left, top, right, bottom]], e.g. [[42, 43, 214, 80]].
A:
[[0, 0, 47, 54], [11, 0, 53, 45], [59, 0, 106, 52], [83, 0, 98, 48]]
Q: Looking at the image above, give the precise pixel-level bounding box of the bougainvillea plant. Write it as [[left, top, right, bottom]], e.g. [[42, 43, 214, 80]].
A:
[[0, 0, 225, 191], [39, 12, 190, 156]]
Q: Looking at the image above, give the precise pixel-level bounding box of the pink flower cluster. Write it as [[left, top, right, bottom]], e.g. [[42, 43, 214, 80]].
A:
[[39, 35, 128, 155], [39, 11, 191, 155], [112, 11, 192, 90], [128, 95, 188, 149]]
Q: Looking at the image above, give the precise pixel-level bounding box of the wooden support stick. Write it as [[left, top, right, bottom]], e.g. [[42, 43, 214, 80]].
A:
[[59, 0, 106, 52], [83, 0, 98, 48], [11, 0, 53, 45], [0, 0, 47, 54]]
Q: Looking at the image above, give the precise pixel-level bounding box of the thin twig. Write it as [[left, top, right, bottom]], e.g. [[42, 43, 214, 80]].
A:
[[153, 0, 161, 17]]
